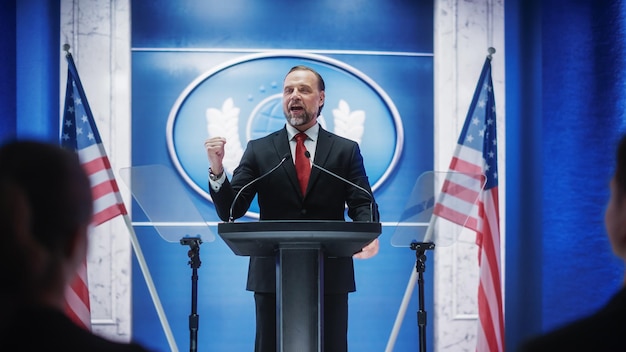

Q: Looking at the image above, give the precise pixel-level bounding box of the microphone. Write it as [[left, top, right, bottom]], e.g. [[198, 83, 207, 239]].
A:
[[304, 151, 379, 222], [229, 153, 291, 222]]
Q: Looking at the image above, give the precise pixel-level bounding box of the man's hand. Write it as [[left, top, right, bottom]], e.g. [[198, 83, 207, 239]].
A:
[[353, 238, 379, 259], [204, 136, 227, 173]]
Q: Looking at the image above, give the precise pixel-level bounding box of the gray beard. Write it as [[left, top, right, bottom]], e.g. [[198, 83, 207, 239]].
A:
[[285, 112, 312, 127]]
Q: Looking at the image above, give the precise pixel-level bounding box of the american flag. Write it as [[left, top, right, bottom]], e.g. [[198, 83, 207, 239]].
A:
[[432, 56, 504, 352], [60, 52, 128, 330]]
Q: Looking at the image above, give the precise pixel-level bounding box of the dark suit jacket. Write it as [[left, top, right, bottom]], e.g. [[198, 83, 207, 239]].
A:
[[1, 304, 152, 351], [518, 286, 626, 352], [210, 125, 378, 293]]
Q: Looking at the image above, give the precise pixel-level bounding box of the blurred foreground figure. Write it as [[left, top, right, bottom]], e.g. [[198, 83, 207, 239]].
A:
[[518, 134, 626, 352], [0, 140, 152, 352]]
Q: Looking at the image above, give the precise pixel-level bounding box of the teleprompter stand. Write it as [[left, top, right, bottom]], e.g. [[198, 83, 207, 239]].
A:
[[411, 241, 435, 352], [180, 237, 202, 351], [218, 220, 381, 352], [389, 171, 483, 352], [120, 164, 215, 352]]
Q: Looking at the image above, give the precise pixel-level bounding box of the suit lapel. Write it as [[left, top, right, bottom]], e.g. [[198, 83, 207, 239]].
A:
[[308, 127, 334, 192]]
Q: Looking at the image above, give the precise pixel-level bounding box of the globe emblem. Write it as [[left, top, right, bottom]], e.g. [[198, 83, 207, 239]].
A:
[[248, 95, 284, 141]]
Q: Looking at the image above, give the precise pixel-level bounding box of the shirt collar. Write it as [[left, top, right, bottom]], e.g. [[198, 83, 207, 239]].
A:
[[287, 123, 319, 141]]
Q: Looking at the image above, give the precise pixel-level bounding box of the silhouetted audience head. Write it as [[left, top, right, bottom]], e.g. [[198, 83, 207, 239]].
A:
[[0, 139, 93, 306], [606, 135, 626, 261], [0, 178, 34, 311]]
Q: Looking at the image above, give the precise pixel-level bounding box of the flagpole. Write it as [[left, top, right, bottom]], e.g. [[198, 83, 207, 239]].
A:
[[122, 214, 179, 352], [62, 44, 178, 351], [385, 47, 496, 352], [385, 212, 437, 352]]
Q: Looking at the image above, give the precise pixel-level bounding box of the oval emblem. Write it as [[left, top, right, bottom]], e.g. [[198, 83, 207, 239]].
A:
[[167, 52, 403, 218]]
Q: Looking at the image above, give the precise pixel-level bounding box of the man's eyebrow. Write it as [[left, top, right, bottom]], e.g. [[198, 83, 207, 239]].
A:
[[284, 84, 312, 90]]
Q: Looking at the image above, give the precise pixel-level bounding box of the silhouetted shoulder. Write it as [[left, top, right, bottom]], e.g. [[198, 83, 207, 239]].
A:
[[518, 287, 626, 352], [2, 305, 155, 352]]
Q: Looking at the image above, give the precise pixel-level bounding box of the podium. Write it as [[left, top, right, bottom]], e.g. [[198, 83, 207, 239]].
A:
[[218, 220, 381, 352]]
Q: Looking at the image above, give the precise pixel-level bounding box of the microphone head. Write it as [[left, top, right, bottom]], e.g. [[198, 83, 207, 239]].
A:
[[304, 150, 311, 159]]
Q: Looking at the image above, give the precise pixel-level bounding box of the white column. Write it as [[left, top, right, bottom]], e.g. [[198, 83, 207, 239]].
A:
[[60, 0, 133, 342], [433, 0, 505, 350]]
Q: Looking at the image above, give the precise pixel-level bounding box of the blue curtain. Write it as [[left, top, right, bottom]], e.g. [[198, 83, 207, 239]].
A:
[[0, 1, 16, 140], [14, 0, 59, 142], [542, 0, 626, 330], [507, 0, 626, 349]]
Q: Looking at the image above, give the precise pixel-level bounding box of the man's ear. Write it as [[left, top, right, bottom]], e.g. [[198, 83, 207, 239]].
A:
[[319, 90, 325, 107]]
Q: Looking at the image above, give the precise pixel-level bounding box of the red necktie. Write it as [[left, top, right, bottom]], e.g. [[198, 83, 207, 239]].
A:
[[295, 132, 311, 195]]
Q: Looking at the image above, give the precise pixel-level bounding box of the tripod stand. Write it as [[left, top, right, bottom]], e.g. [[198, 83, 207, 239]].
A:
[[181, 237, 202, 352], [410, 242, 435, 352]]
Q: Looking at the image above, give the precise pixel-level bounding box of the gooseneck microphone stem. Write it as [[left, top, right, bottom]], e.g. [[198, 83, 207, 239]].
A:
[[304, 151, 377, 222], [228, 153, 290, 222]]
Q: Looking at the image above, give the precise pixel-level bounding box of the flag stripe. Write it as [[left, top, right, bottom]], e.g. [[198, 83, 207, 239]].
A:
[[94, 203, 128, 225], [437, 193, 480, 222], [64, 260, 91, 330], [478, 280, 498, 351], [78, 142, 109, 162], [441, 179, 482, 205], [481, 189, 504, 350], [433, 203, 479, 231], [79, 144, 112, 170], [449, 148, 484, 173], [92, 177, 122, 201], [82, 158, 107, 175], [92, 189, 126, 212]]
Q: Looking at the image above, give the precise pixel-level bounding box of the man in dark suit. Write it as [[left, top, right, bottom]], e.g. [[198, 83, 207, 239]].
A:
[[204, 65, 380, 352], [518, 134, 626, 352]]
